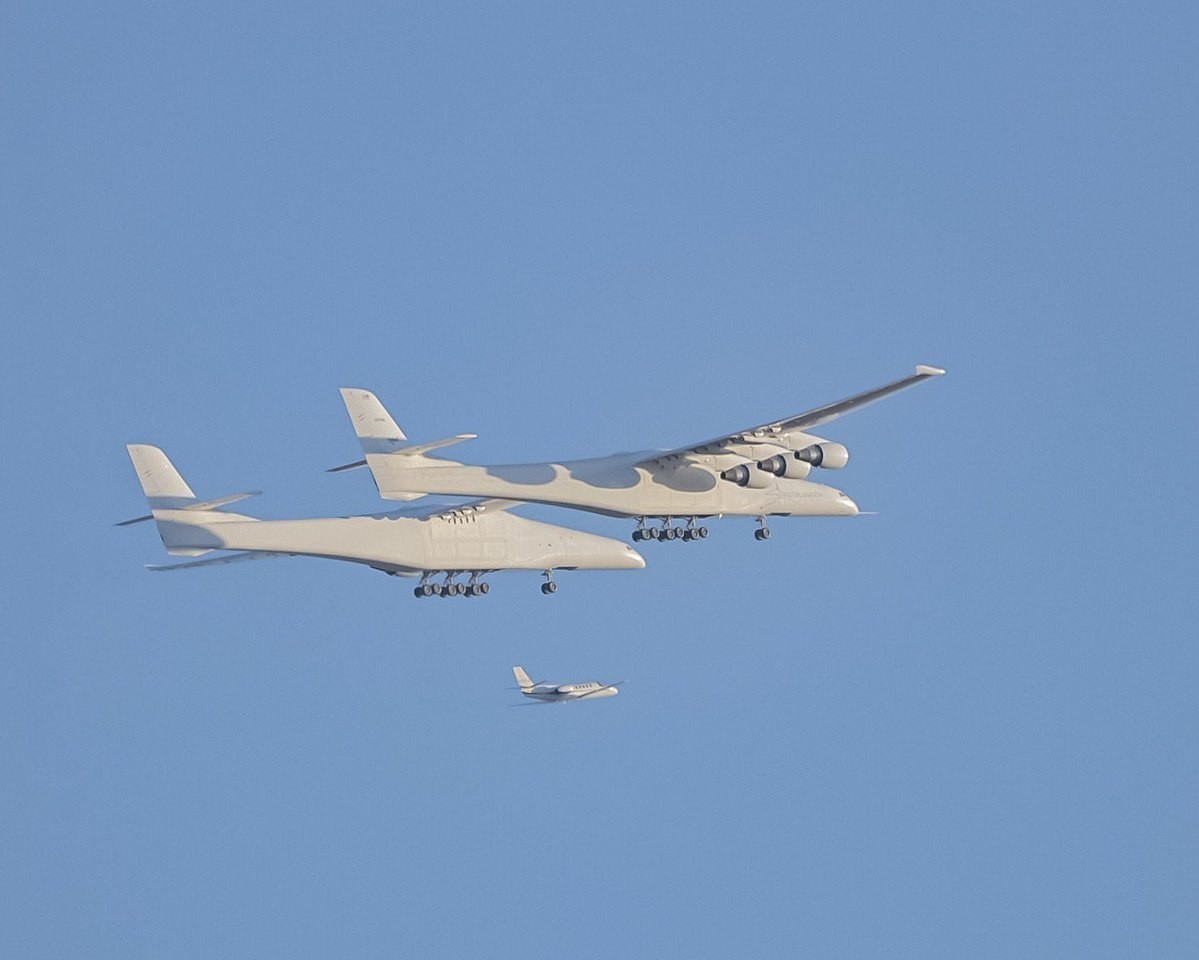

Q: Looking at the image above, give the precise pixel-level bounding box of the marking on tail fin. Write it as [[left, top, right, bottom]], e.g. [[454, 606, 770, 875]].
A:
[[126, 444, 196, 503], [340, 387, 406, 441]]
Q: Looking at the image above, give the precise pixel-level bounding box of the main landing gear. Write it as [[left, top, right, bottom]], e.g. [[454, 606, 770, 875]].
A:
[[632, 516, 709, 542], [754, 516, 772, 541], [540, 570, 558, 595], [413, 571, 491, 598]]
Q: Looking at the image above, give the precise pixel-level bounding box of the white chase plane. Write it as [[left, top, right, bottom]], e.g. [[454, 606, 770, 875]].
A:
[[512, 666, 621, 703], [122, 444, 644, 597], [333, 365, 945, 541]]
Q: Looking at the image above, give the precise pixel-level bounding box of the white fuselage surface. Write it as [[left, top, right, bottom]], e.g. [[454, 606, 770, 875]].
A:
[[153, 506, 646, 576], [365, 450, 860, 519]]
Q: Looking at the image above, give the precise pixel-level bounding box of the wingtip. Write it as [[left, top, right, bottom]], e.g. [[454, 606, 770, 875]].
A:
[[916, 364, 946, 376]]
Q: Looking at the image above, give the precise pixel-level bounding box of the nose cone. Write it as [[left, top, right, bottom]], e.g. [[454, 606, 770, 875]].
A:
[[835, 491, 859, 516], [566, 529, 647, 569], [621, 546, 647, 569]]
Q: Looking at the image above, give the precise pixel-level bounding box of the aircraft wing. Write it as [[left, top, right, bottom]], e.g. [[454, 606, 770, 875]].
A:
[[637, 364, 945, 466], [576, 682, 624, 698], [381, 498, 523, 521], [146, 551, 292, 571]]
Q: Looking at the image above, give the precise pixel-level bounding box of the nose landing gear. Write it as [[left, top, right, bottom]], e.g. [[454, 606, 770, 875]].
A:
[[754, 516, 772, 541], [540, 570, 558, 595]]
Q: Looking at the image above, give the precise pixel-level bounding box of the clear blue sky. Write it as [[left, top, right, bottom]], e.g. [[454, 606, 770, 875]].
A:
[[2, 2, 1196, 957]]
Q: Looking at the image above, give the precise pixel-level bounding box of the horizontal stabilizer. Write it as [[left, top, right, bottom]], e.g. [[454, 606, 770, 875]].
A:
[[327, 459, 368, 473], [147, 551, 292, 572], [183, 491, 261, 511], [326, 436, 477, 472], [115, 514, 154, 527]]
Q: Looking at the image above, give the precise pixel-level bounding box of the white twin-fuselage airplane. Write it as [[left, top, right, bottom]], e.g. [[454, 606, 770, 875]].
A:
[[122, 444, 644, 597], [335, 365, 945, 541], [512, 666, 620, 703]]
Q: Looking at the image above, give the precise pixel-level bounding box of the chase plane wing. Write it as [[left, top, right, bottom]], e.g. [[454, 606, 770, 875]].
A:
[[576, 682, 624, 698]]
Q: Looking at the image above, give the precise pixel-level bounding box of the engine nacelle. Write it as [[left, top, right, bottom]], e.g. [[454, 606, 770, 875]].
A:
[[795, 442, 849, 469], [720, 464, 773, 488], [757, 454, 812, 480]]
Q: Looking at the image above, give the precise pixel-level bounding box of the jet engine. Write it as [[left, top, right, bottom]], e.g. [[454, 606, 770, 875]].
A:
[[720, 463, 773, 488], [795, 442, 849, 469], [757, 454, 812, 480]]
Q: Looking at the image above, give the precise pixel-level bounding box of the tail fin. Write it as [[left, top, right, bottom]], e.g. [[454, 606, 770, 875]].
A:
[[513, 666, 534, 690], [127, 444, 197, 508], [339, 387, 408, 452], [124, 445, 258, 556], [336, 387, 475, 501]]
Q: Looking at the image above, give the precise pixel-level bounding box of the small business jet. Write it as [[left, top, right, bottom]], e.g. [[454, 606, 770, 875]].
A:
[[121, 444, 644, 597], [512, 665, 621, 703], [334, 365, 945, 541]]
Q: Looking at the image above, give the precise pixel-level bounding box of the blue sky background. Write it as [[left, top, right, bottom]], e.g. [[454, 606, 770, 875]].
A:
[[2, 2, 1196, 956]]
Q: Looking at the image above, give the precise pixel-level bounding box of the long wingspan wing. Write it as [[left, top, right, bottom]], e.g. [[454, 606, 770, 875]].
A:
[[412, 498, 522, 520], [355, 498, 524, 522], [638, 364, 945, 466]]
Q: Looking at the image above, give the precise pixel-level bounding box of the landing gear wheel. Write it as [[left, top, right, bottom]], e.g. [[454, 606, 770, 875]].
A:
[[754, 528, 771, 541], [541, 582, 558, 595], [681, 529, 694, 541], [632, 529, 645, 542], [430, 583, 444, 596], [413, 586, 424, 598], [479, 581, 490, 595], [698, 526, 708, 538]]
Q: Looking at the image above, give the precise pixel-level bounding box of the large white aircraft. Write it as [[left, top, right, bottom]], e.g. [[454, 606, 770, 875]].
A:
[[512, 666, 621, 703], [122, 444, 644, 597], [333, 365, 945, 540]]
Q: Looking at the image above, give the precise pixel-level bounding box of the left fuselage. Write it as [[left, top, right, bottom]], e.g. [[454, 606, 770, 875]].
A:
[[522, 681, 618, 702], [151, 507, 645, 575]]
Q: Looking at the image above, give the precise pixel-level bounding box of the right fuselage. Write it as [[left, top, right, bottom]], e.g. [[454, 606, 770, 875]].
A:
[[367, 451, 859, 519]]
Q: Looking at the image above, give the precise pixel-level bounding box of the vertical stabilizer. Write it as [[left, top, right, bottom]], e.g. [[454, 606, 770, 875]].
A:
[[513, 666, 534, 690], [340, 387, 407, 450], [337, 387, 425, 501], [127, 444, 197, 508], [124, 444, 254, 556]]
